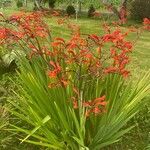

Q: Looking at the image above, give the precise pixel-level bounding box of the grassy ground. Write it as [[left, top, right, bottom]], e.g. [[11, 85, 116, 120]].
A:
[[0, 6, 150, 150]]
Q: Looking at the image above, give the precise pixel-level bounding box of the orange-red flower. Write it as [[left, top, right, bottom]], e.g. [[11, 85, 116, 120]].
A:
[[143, 18, 150, 31], [52, 11, 60, 16], [83, 96, 107, 117], [48, 61, 61, 78]]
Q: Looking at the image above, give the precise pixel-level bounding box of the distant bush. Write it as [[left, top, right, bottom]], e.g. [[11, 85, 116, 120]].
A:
[[130, 0, 150, 20], [66, 5, 76, 16], [16, 0, 23, 8], [48, 0, 56, 9], [88, 4, 95, 17]]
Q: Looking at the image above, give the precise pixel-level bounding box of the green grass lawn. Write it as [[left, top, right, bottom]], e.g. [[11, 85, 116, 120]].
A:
[[0, 8, 150, 150]]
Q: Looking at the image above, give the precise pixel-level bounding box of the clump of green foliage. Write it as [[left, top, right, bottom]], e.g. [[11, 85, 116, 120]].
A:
[[66, 5, 76, 16], [16, 0, 23, 8], [48, 0, 56, 9]]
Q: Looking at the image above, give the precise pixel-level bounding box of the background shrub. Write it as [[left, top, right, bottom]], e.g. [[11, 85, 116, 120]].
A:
[[48, 0, 56, 9], [88, 4, 95, 17], [130, 0, 150, 20], [16, 0, 23, 8], [66, 5, 76, 16]]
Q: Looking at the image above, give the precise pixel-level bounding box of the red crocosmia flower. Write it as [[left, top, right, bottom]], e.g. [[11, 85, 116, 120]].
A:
[[95, 61, 101, 68], [83, 101, 91, 107], [9, 15, 21, 22], [143, 18, 150, 31], [51, 41, 63, 47], [92, 107, 101, 114], [89, 34, 99, 41], [102, 23, 111, 32], [46, 51, 53, 56], [35, 31, 47, 38], [48, 82, 60, 88], [71, 97, 78, 109], [67, 50, 76, 56], [48, 71, 57, 78], [85, 53, 93, 59], [55, 37, 65, 43], [119, 59, 129, 70], [110, 48, 116, 56], [120, 70, 130, 78], [0, 28, 7, 39], [67, 43, 77, 49], [113, 30, 121, 35], [96, 47, 101, 54], [80, 49, 88, 54], [28, 51, 36, 59], [60, 79, 68, 87], [15, 32, 24, 39], [112, 21, 120, 26], [124, 42, 132, 50], [83, 95, 106, 117], [93, 96, 106, 106], [52, 11, 60, 16], [49, 61, 60, 69], [79, 39, 87, 47], [143, 18, 150, 25], [57, 19, 65, 25], [73, 101, 78, 109], [102, 34, 112, 42], [48, 61, 61, 78], [85, 110, 91, 117], [128, 26, 137, 32], [104, 67, 118, 74]]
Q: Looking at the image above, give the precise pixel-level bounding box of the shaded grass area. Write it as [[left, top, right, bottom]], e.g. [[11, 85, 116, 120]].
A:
[[0, 10, 150, 150]]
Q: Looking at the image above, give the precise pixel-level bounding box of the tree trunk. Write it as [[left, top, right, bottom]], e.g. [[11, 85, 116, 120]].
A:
[[79, 1, 82, 13], [24, 0, 27, 7], [34, 0, 42, 10]]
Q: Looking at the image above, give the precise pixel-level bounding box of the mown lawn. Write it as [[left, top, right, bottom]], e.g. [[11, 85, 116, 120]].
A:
[[0, 9, 150, 150]]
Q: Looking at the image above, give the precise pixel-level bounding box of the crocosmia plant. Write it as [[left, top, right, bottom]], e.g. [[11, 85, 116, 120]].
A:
[[0, 12, 150, 150]]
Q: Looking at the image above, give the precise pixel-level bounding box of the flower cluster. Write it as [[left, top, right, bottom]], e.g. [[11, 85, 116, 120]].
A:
[[143, 18, 150, 31], [102, 29, 132, 77], [0, 12, 136, 117], [72, 95, 106, 117], [0, 12, 49, 45], [84, 96, 106, 117]]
